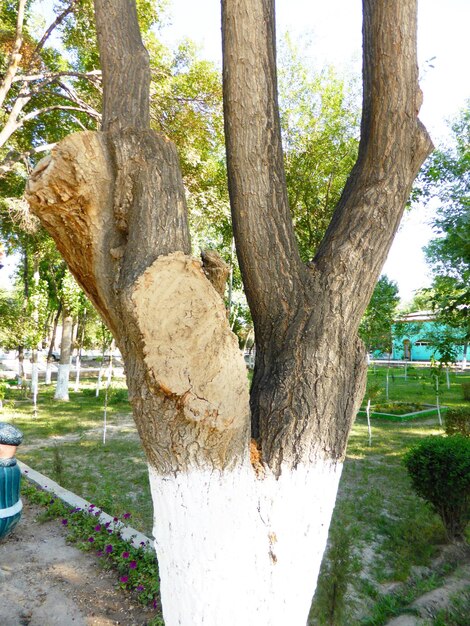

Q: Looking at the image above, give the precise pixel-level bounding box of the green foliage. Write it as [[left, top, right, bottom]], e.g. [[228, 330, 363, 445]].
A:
[[413, 103, 470, 353], [22, 480, 161, 612], [445, 408, 470, 437], [359, 276, 400, 354], [463, 381, 470, 402], [278, 36, 359, 261], [310, 519, 360, 625], [404, 435, 470, 540], [433, 586, 470, 626], [372, 402, 425, 415]]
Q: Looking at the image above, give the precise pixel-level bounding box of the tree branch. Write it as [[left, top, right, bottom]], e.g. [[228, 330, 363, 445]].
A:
[[93, 0, 150, 133], [21, 104, 100, 125], [0, 0, 27, 109], [0, 143, 57, 177], [222, 0, 304, 331], [29, 0, 79, 65], [12, 70, 102, 85], [313, 0, 433, 326]]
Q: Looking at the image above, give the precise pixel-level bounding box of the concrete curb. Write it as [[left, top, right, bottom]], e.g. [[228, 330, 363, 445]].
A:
[[18, 460, 154, 551]]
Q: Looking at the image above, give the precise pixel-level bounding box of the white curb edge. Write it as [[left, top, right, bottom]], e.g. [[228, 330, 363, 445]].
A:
[[18, 460, 153, 551]]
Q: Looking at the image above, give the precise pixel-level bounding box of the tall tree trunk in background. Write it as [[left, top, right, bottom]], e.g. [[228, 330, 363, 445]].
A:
[[54, 311, 72, 401], [26, 0, 433, 623], [45, 305, 61, 385]]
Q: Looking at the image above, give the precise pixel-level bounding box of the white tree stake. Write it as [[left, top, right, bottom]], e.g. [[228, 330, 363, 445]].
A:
[[386, 369, 389, 402], [435, 375, 442, 426], [102, 354, 113, 445], [366, 398, 372, 446]]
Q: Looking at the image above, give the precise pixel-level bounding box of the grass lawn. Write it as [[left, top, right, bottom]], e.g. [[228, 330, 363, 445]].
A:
[[1, 365, 469, 624]]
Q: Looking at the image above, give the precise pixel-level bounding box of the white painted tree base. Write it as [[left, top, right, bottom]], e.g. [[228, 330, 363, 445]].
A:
[[54, 364, 70, 400], [149, 460, 342, 626]]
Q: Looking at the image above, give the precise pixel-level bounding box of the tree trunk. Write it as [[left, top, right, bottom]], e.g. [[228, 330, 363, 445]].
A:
[[26, 0, 433, 623], [45, 305, 61, 385], [54, 312, 72, 401]]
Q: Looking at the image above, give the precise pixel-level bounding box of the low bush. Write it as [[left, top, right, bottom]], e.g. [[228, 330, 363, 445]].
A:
[[372, 402, 424, 415], [404, 435, 470, 540], [462, 381, 470, 402], [445, 408, 470, 437]]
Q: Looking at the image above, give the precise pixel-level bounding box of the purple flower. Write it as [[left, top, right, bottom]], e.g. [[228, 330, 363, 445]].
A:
[[123, 512, 131, 519], [113, 516, 118, 522], [95, 511, 101, 517], [96, 550, 103, 557], [136, 585, 145, 592], [129, 561, 137, 569], [49, 499, 55, 504], [94, 524, 101, 532], [122, 551, 130, 559], [120, 575, 129, 583], [61, 519, 68, 526], [105, 544, 113, 554], [88, 537, 95, 543], [108, 529, 113, 534], [153, 600, 158, 609], [105, 522, 111, 528], [89, 504, 95, 510]]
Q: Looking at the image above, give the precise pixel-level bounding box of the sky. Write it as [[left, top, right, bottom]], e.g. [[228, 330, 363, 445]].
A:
[[2, 0, 469, 303]]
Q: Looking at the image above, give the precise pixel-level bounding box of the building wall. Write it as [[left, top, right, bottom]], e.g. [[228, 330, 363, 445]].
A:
[[392, 320, 466, 362]]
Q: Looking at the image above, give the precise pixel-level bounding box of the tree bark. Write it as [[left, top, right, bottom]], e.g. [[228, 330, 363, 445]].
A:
[[223, 0, 432, 471], [26, 0, 433, 623], [54, 312, 73, 401]]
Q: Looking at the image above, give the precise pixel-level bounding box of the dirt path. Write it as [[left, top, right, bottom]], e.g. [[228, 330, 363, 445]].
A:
[[0, 500, 156, 625]]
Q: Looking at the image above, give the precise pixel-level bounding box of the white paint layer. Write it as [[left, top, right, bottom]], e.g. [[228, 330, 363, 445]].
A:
[[149, 460, 342, 626], [45, 363, 52, 385], [54, 363, 70, 401]]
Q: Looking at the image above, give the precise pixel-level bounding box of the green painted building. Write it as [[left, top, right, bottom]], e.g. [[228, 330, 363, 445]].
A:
[[391, 311, 467, 363]]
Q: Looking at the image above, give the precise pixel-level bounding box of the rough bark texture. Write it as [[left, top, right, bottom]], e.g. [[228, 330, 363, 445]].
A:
[[222, 0, 433, 471], [26, 132, 250, 473], [25, 0, 434, 621]]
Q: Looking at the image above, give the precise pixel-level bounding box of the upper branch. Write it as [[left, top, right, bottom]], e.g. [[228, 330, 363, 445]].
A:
[[93, 0, 150, 133], [0, 0, 27, 109], [222, 0, 304, 328], [313, 0, 433, 325]]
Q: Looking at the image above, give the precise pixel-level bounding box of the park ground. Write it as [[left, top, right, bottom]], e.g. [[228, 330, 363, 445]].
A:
[[0, 362, 469, 625]]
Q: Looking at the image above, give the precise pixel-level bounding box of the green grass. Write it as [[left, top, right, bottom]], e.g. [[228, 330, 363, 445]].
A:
[[2, 366, 469, 624], [2, 379, 154, 535]]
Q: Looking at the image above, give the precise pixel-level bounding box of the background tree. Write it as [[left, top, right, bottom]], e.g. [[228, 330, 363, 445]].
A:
[[414, 103, 470, 366], [359, 275, 400, 356], [25, 1, 432, 624], [279, 37, 360, 260]]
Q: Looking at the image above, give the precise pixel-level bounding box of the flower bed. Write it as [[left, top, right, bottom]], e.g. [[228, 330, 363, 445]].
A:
[[357, 402, 447, 422]]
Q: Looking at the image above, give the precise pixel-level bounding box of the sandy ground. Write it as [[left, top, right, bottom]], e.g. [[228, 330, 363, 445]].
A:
[[0, 500, 156, 626]]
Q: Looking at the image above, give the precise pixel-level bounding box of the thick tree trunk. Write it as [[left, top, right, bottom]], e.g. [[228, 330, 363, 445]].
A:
[[26, 0, 433, 624], [54, 312, 72, 401]]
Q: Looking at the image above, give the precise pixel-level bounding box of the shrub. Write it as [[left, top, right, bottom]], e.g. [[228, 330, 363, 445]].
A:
[[445, 408, 470, 437], [462, 381, 470, 402], [404, 435, 470, 541]]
